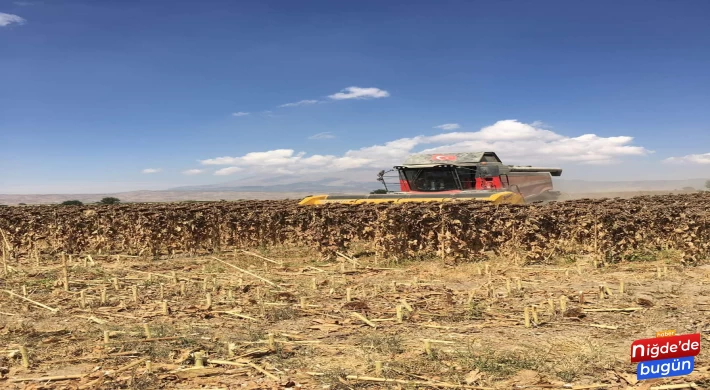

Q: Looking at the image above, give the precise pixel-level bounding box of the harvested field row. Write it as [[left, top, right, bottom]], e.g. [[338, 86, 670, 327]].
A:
[[1, 193, 709, 264], [1, 247, 709, 389]]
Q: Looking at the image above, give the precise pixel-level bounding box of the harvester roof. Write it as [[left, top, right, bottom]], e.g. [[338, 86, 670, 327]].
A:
[[400, 152, 502, 168], [396, 151, 562, 176]]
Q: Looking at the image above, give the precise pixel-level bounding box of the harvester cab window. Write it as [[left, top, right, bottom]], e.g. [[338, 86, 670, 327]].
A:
[[404, 168, 458, 191], [456, 168, 475, 189]]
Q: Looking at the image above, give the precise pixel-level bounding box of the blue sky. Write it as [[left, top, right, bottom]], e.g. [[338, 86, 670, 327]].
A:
[[1, 0, 709, 193]]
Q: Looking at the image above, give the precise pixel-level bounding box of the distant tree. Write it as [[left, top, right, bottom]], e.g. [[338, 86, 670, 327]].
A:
[[706, 180, 710, 190], [370, 189, 388, 194], [18, 203, 26, 205], [61, 200, 83, 206], [99, 197, 120, 205]]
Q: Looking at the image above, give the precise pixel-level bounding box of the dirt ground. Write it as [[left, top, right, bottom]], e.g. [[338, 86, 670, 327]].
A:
[[1, 247, 709, 389]]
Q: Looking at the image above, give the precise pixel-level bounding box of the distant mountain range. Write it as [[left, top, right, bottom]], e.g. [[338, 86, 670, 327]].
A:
[[169, 177, 709, 194], [169, 171, 380, 192], [553, 178, 708, 193], [169, 178, 377, 193], [1, 178, 707, 205]]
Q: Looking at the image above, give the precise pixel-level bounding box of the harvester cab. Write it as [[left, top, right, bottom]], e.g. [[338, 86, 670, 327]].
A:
[[299, 152, 562, 205]]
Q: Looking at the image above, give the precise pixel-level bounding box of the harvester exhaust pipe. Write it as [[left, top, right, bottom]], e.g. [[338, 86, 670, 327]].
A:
[[508, 166, 562, 176]]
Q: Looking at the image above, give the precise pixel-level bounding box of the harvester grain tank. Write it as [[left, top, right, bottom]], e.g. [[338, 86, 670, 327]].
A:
[[299, 152, 562, 205]]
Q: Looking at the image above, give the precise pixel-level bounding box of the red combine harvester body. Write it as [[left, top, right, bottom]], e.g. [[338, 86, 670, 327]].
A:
[[299, 151, 562, 205], [391, 151, 562, 201]]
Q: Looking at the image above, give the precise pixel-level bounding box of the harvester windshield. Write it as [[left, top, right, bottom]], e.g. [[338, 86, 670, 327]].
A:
[[402, 168, 456, 191], [400, 167, 476, 192]]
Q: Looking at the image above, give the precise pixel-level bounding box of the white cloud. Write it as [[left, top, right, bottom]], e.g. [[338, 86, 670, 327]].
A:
[[204, 149, 300, 167], [214, 166, 244, 176], [530, 120, 552, 128], [279, 99, 319, 107], [142, 168, 162, 174], [663, 153, 710, 165], [308, 132, 335, 140], [0, 12, 26, 27], [261, 110, 277, 117], [434, 123, 460, 131], [328, 86, 390, 100], [197, 120, 651, 176], [182, 169, 205, 175], [232, 112, 249, 117]]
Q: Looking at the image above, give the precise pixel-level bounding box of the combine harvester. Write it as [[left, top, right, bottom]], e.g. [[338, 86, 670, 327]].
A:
[[299, 151, 562, 205]]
